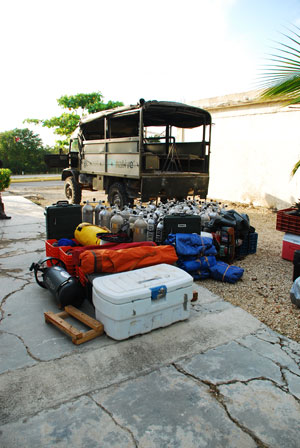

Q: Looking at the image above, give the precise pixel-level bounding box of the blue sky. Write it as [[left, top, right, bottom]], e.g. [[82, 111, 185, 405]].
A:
[[1, 0, 300, 145]]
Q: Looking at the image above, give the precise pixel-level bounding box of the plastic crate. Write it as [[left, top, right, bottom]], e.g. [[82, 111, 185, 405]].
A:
[[276, 208, 300, 235], [59, 246, 77, 276], [45, 239, 61, 267], [45, 239, 60, 258], [236, 232, 258, 257], [76, 266, 88, 286]]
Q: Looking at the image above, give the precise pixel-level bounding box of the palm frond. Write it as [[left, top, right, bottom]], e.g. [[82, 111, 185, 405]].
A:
[[291, 159, 300, 177], [259, 26, 300, 102]]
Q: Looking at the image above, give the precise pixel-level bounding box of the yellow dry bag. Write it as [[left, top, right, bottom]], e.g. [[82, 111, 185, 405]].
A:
[[74, 222, 109, 246]]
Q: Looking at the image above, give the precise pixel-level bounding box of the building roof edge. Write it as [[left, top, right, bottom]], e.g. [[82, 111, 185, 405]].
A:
[[188, 89, 286, 111]]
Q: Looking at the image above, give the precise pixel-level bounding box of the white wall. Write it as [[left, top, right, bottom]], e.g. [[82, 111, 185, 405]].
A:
[[189, 95, 300, 209]]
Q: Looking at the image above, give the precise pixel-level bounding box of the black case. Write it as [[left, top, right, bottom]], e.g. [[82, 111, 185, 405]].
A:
[[44, 201, 82, 240], [163, 214, 202, 240]]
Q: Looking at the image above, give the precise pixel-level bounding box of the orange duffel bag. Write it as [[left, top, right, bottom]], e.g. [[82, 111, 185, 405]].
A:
[[79, 244, 178, 275]]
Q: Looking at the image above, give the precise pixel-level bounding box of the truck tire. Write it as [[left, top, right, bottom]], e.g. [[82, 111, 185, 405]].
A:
[[108, 182, 130, 209], [64, 176, 82, 204]]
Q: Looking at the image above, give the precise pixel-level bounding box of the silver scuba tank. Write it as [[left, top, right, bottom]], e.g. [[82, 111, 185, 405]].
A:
[[82, 200, 94, 224], [100, 206, 112, 230], [146, 214, 155, 242], [94, 201, 104, 226], [110, 210, 124, 234], [155, 218, 164, 244], [133, 212, 147, 242]]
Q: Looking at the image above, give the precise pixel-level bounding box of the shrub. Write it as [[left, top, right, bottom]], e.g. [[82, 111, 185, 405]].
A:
[[0, 169, 12, 191]]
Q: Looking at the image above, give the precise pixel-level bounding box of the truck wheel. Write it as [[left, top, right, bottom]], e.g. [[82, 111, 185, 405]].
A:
[[108, 182, 129, 209], [64, 177, 82, 204]]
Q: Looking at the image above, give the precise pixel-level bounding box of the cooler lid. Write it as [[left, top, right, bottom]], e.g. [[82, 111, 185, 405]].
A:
[[92, 263, 193, 304], [283, 233, 300, 244]]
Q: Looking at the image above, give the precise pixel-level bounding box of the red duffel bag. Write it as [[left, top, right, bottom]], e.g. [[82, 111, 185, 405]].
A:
[[79, 244, 178, 275], [71, 241, 156, 266]]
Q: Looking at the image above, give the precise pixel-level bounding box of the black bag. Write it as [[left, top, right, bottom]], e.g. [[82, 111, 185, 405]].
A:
[[44, 201, 82, 240], [163, 214, 202, 240]]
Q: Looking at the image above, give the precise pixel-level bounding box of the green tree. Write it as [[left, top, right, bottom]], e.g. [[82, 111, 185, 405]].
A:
[[25, 92, 123, 151], [259, 26, 300, 175], [0, 128, 51, 174]]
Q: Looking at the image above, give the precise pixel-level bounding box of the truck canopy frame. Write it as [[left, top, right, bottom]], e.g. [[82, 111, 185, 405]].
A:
[[80, 100, 211, 129]]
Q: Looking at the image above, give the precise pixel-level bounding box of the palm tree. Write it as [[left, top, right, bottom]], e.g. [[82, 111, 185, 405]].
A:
[[260, 26, 300, 175]]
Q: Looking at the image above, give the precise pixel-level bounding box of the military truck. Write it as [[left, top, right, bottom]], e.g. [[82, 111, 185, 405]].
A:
[[46, 99, 212, 207]]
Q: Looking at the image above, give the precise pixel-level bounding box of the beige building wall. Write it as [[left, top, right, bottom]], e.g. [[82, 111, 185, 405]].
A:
[[188, 91, 300, 209]]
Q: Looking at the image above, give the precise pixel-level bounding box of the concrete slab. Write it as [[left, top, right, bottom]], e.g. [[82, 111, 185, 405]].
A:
[[280, 337, 300, 365], [193, 299, 235, 314], [92, 366, 256, 447], [238, 334, 300, 376], [0, 277, 27, 305], [0, 395, 134, 448], [219, 380, 300, 448], [1, 194, 300, 448], [0, 306, 262, 424], [2, 195, 44, 221], [0, 284, 115, 361], [0, 248, 45, 276], [176, 340, 284, 385], [192, 283, 221, 304], [0, 331, 37, 374], [0, 195, 45, 240], [0, 239, 45, 258], [283, 370, 300, 399]]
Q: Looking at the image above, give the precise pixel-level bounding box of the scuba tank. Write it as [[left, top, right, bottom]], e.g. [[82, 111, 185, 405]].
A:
[[133, 212, 147, 242], [129, 211, 138, 239], [94, 201, 104, 226], [155, 218, 164, 244], [121, 206, 130, 236], [82, 200, 94, 224], [110, 210, 124, 234], [121, 206, 130, 222], [147, 214, 155, 242], [100, 206, 112, 230], [30, 257, 85, 308]]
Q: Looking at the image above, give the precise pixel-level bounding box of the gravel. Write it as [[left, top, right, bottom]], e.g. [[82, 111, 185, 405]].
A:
[[7, 184, 300, 343], [202, 203, 300, 343]]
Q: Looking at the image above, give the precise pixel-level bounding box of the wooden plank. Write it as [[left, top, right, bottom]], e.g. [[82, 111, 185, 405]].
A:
[[73, 328, 104, 345], [56, 311, 69, 319], [65, 305, 104, 331], [44, 307, 104, 345], [45, 311, 82, 340]]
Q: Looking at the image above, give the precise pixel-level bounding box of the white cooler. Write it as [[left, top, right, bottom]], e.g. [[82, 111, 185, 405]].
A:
[[92, 263, 194, 340]]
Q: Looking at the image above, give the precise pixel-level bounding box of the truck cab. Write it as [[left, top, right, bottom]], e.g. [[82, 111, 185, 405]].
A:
[[61, 99, 212, 207]]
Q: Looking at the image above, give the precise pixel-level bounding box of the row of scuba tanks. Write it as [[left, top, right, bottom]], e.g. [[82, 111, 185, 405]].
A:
[[81, 198, 230, 244]]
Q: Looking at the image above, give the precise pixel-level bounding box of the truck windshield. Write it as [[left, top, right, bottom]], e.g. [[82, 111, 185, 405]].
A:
[[70, 138, 79, 152]]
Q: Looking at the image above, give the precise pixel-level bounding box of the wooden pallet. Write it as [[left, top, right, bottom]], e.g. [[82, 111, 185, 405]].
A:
[[44, 305, 104, 345]]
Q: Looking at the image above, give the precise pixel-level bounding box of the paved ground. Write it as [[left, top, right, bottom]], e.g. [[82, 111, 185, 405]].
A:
[[0, 195, 300, 447]]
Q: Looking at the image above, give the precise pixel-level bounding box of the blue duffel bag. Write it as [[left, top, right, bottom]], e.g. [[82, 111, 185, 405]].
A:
[[209, 261, 244, 283]]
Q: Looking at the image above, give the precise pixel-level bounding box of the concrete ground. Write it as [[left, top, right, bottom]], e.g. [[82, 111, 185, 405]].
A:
[[0, 194, 300, 448]]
